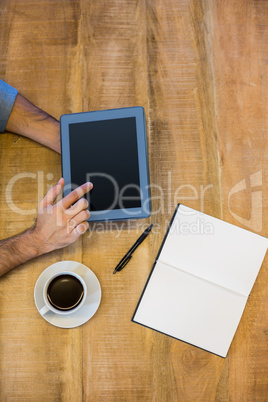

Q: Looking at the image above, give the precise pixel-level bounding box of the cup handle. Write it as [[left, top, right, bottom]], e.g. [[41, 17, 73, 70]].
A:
[[40, 305, 50, 316]]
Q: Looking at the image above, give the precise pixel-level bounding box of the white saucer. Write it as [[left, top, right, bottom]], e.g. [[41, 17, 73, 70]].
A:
[[34, 261, 101, 328]]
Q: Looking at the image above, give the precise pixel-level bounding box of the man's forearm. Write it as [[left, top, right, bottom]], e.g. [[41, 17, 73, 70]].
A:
[[0, 228, 42, 277], [6, 94, 61, 153]]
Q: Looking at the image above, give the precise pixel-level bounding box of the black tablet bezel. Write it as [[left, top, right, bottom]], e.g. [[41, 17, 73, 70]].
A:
[[60, 107, 151, 221]]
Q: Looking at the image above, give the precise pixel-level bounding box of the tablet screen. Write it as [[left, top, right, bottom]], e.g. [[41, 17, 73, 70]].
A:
[[69, 117, 141, 211]]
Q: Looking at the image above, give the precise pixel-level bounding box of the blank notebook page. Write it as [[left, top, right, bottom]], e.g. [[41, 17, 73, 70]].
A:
[[134, 261, 247, 357], [158, 205, 268, 296]]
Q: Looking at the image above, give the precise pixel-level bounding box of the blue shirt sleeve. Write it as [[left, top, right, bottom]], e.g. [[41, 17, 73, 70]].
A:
[[0, 79, 18, 132]]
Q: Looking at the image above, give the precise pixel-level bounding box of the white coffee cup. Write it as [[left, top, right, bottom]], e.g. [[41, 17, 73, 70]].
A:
[[39, 271, 87, 316]]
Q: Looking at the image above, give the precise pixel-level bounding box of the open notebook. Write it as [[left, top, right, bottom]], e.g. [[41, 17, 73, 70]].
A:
[[132, 204, 268, 357]]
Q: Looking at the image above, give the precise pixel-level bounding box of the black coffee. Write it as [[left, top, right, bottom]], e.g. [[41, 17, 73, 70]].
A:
[[47, 274, 84, 311]]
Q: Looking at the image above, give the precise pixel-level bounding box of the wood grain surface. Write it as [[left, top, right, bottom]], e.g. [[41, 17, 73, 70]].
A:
[[0, 0, 267, 400]]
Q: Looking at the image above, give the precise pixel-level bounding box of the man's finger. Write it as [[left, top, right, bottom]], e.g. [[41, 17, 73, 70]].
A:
[[61, 182, 93, 210], [39, 178, 64, 209], [74, 221, 89, 236], [66, 197, 89, 217]]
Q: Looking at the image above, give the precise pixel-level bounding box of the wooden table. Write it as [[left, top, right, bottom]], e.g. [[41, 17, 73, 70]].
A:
[[0, 0, 267, 400]]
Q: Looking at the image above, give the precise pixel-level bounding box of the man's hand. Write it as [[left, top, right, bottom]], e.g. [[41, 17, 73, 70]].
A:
[[0, 178, 93, 277], [32, 178, 93, 254]]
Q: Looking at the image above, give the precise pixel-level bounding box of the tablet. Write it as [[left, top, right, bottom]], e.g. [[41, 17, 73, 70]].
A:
[[60, 107, 151, 221]]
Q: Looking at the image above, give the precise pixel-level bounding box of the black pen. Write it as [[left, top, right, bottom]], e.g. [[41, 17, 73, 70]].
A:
[[113, 224, 154, 274]]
